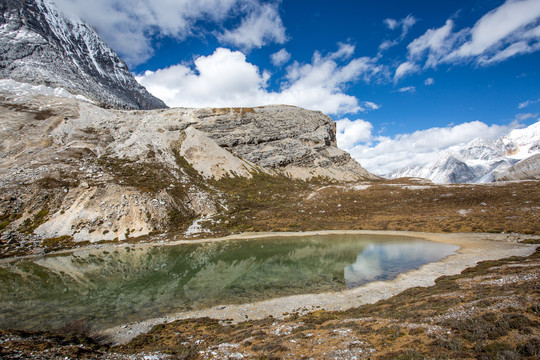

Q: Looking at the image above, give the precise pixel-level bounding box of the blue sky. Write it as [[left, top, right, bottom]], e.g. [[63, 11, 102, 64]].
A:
[[55, 0, 540, 174]]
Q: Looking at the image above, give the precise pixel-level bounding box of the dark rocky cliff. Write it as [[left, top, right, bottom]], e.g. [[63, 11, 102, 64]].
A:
[[0, 0, 167, 110]]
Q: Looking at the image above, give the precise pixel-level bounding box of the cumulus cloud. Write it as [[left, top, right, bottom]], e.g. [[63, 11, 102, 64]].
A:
[[136, 45, 381, 114], [424, 77, 434, 85], [402, 0, 540, 71], [335, 118, 373, 149], [218, 3, 287, 50], [271, 48, 291, 66], [342, 120, 522, 175], [135, 48, 268, 108], [54, 0, 287, 66]]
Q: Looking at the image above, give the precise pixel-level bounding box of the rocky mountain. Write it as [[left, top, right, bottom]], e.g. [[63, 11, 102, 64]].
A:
[[390, 121, 540, 183], [0, 86, 376, 248], [0, 0, 166, 110], [495, 153, 540, 181]]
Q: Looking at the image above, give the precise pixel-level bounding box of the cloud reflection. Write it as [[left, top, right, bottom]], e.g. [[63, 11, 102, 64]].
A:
[[344, 241, 458, 288]]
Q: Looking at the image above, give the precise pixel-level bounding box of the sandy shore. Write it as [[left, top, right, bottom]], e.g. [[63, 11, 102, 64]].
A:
[[98, 230, 538, 345]]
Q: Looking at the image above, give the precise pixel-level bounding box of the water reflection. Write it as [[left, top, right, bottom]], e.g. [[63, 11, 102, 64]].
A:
[[0, 234, 457, 331], [344, 241, 458, 288]]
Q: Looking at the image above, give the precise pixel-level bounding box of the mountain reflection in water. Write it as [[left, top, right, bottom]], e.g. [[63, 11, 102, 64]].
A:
[[0, 234, 458, 331]]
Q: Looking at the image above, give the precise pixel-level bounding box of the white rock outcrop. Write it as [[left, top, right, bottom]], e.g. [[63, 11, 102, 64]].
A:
[[0, 88, 376, 242]]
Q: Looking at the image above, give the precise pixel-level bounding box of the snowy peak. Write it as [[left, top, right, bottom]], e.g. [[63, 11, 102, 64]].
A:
[[0, 0, 166, 110], [396, 153, 479, 184], [390, 121, 540, 183], [457, 138, 502, 162], [500, 121, 540, 158]]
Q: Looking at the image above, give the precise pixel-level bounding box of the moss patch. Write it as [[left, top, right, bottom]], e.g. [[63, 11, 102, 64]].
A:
[[18, 207, 50, 234]]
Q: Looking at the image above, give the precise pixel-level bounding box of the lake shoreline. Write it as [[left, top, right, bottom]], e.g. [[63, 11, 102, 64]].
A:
[[97, 230, 538, 345]]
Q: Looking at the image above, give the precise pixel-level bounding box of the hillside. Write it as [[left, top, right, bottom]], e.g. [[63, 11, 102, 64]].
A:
[[0, 86, 381, 257]]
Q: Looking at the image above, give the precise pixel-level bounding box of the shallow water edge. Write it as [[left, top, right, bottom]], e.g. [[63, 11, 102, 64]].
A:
[[0, 232, 457, 332], [100, 230, 538, 344]]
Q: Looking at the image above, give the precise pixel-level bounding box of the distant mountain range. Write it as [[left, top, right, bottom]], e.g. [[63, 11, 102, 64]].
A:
[[0, 0, 166, 110], [389, 121, 540, 183]]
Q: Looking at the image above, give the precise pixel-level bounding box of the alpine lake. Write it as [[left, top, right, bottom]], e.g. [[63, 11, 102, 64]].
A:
[[0, 234, 458, 332]]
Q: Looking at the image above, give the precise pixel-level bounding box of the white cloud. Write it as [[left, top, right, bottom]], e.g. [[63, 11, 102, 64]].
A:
[[330, 42, 356, 60], [362, 101, 380, 111], [384, 18, 399, 30], [380, 15, 417, 52], [519, 100, 531, 109], [407, 20, 458, 67], [394, 61, 419, 81], [218, 3, 287, 50], [397, 86, 416, 93], [403, 0, 540, 70], [384, 15, 416, 38], [273, 48, 382, 113], [478, 41, 540, 64], [378, 39, 398, 51], [335, 118, 373, 149], [54, 0, 287, 66], [453, 0, 540, 58], [136, 46, 381, 115], [342, 120, 521, 175], [271, 48, 291, 66], [518, 98, 540, 108], [135, 48, 268, 108], [400, 15, 418, 39], [424, 77, 434, 85], [515, 112, 539, 120]]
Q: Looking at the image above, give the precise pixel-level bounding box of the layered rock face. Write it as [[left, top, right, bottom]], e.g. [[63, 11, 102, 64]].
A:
[[0, 89, 376, 245], [192, 106, 375, 181], [0, 0, 166, 110], [495, 153, 540, 181]]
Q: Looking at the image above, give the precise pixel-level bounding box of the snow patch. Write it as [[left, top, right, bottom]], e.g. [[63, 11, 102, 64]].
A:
[[390, 121, 540, 184], [352, 184, 372, 191], [0, 79, 93, 103], [185, 216, 212, 236], [458, 209, 471, 217]]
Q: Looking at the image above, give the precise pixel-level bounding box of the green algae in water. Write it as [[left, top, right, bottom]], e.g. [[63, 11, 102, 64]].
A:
[[0, 234, 458, 331]]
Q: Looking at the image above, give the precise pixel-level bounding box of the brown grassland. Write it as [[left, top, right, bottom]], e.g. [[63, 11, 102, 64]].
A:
[[0, 176, 539, 359], [208, 175, 539, 236]]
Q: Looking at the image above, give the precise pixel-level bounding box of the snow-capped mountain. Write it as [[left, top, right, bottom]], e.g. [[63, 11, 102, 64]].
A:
[[390, 121, 540, 183], [0, 0, 166, 110]]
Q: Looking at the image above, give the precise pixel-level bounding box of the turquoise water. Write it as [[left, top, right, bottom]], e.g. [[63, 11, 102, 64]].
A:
[[0, 234, 458, 331]]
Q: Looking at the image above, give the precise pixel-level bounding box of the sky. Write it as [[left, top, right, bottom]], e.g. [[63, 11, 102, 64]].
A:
[[54, 0, 540, 175]]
